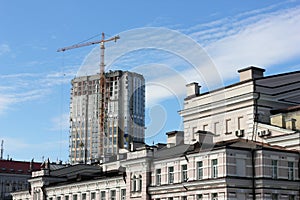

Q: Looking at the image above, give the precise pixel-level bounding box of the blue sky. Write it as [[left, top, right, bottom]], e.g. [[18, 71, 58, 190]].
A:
[[0, 0, 300, 162]]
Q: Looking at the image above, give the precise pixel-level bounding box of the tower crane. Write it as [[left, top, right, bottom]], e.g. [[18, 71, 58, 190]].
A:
[[58, 33, 120, 160]]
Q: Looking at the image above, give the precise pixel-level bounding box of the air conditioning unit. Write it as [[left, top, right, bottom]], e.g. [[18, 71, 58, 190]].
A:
[[235, 129, 244, 137], [265, 129, 271, 136], [258, 130, 271, 137]]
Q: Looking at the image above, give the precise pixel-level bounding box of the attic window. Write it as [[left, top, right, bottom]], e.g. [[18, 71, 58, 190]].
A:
[[10, 169, 14, 172], [1, 168, 6, 171]]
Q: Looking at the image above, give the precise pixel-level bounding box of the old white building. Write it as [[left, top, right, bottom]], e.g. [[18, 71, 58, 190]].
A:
[[180, 66, 300, 148], [12, 67, 300, 200]]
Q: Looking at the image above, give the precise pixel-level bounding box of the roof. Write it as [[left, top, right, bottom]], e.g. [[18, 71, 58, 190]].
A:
[[0, 160, 41, 175], [154, 144, 193, 160], [49, 164, 102, 178], [271, 104, 300, 115], [46, 164, 124, 187], [185, 69, 300, 101], [237, 66, 265, 73], [208, 138, 300, 153], [154, 138, 299, 160]]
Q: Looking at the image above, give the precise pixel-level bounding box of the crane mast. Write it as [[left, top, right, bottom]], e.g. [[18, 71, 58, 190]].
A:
[[58, 33, 120, 160]]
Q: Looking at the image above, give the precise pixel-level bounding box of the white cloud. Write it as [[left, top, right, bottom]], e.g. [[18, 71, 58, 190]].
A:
[[189, 5, 300, 80], [138, 4, 300, 106], [0, 44, 10, 56], [79, 5, 300, 107], [50, 113, 70, 131], [0, 67, 76, 115]]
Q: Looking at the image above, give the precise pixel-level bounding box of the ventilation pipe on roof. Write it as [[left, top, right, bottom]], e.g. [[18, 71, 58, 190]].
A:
[[238, 66, 265, 82], [186, 82, 200, 98], [194, 130, 214, 147], [166, 131, 184, 148]]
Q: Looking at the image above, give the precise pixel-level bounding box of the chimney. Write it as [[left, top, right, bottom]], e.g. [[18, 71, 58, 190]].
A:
[[166, 131, 184, 148], [270, 113, 285, 128], [286, 118, 296, 130], [194, 130, 214, 146], [238, 66, 265, 82], [186, 82, 200, 98]]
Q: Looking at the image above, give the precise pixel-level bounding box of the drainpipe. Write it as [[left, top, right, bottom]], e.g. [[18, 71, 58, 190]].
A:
[[251, 148, 256, 200], [252, 80, 260, 142]]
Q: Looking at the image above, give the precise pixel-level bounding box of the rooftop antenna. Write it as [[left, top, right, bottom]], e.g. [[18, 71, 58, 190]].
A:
[[1, 140, 3, 160]]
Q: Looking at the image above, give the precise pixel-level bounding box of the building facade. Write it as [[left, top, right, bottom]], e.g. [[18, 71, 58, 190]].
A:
[[179, 67, 300, 147], [0, 159, 41, 200], [11, 137, 300, 200], [12, 67, 300, 200], [69, 70, 145, 164]]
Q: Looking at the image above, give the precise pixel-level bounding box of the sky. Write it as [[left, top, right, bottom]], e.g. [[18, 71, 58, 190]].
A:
[[0, 0, 300, 163]]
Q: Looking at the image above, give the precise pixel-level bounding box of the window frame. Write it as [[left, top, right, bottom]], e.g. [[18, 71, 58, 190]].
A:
[[271, 160, 278, 179], [211, 159, 218, 178], [168, 166, 174, 184], [181, 164, 188, 182], [120, 189, 126, 200], [110, 190, 116, 200], [156, 168, 161, 186], [197, 161, 203, 180], [288, 161, 294, 180], [100, 191, 106, 200]]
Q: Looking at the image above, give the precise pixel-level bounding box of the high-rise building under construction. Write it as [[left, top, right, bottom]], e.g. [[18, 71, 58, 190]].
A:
[[69, 70, 145, 164]]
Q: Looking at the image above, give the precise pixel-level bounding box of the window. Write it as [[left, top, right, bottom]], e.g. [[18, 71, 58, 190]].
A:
[[168, 198, 174, 200], [181, 196, 187, 200], [182, 164, 188, 182], [214, 122, 219, 134], [82, 194, 86, 200], [236, 158, 246, 176], [100, 191, 106, 200], [168, 166, 174, 184], [289, 195, 295, 200], [64, 196, 69, 200], [73, 195, 77, 200], [111, 190, 116, 200], [288, 161, 294, 180], [156, 168, 161, 185], [121, 189, 126, 200], [131, 175, 137, 191], [138, 175, 142, 191], [238, 116, 244, 130], [212, 193, 218, 200], [225, 119, 232, 134], [271, 160, 278, 179], [56, 197, 61, 200], [211, 159, 218, 178], [197, 194, 203, 200], [91, 192, 96, 200], [203, 124, 208, 131], [272, 194, 278, 200], [197, 161, 203, 180]]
